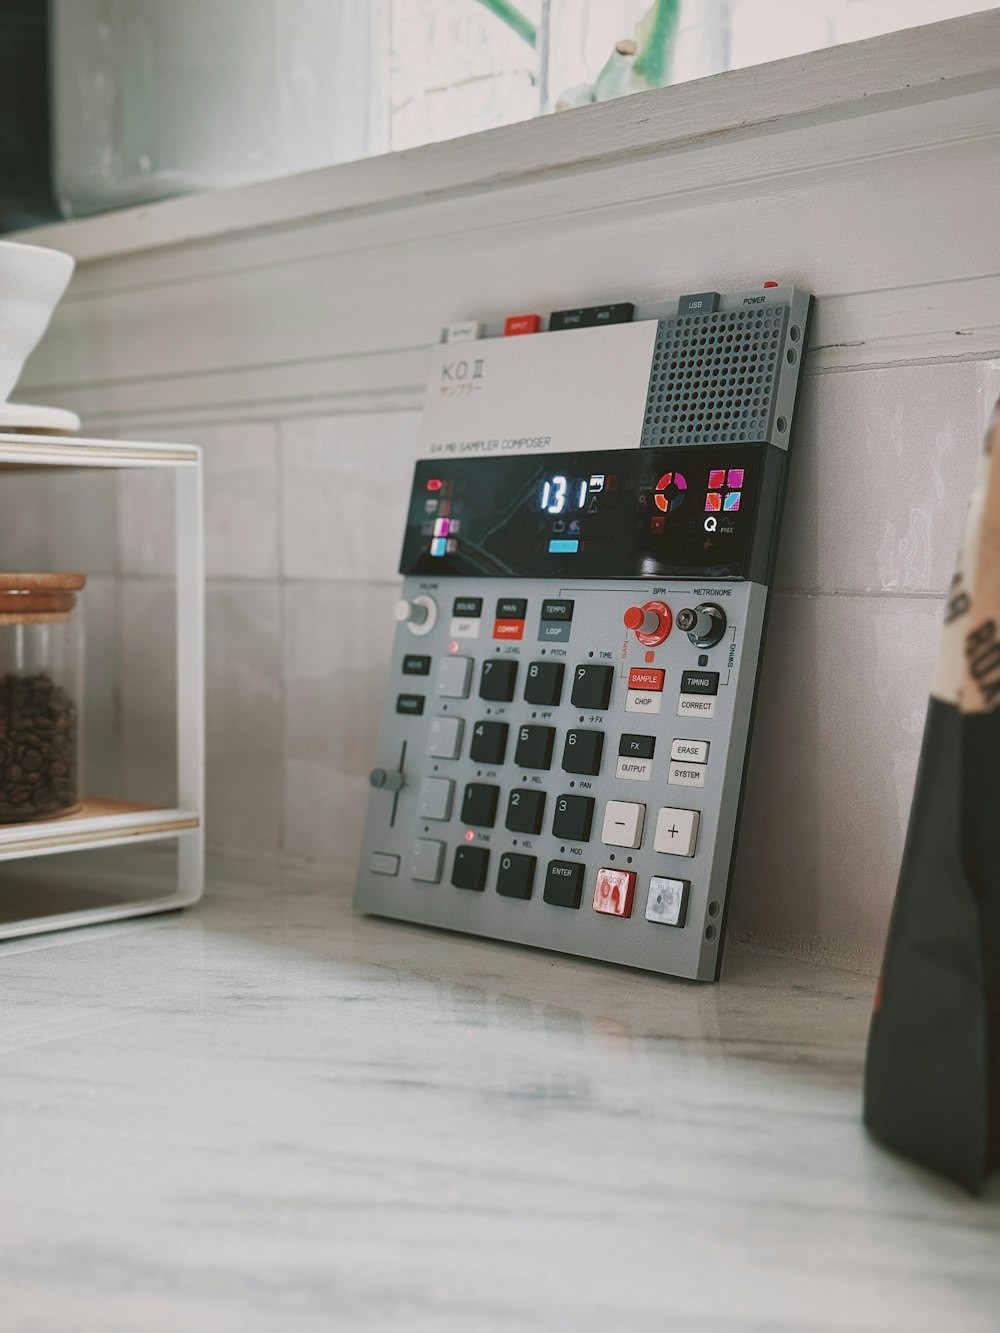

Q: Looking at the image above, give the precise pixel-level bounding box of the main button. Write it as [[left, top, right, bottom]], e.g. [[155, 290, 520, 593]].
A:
[[469, 720, 508, 765], [571, 664, 614, 710], [497, 598, 527, 619], [505, 788, 546, 835], [561, 729, 604, 776], [480, 658, 519, 702], [524, 660, 565, 707], [496, 852, 536, 900], [436, 656, 473, 699], [602, 800, 645, 849], [461, 782, 499, 828], [515, 725, 556, 770], [452, 845, 490, 892], [543, 860, 585, 909], [552, 794, 594, 843]]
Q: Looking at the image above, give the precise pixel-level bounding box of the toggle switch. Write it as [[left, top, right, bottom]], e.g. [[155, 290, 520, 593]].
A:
[[623, 599, 672, 647], [676, 602, 727, 649], [395, 595, 438, 637]]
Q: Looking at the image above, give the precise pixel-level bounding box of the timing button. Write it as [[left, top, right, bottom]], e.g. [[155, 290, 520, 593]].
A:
[[410, 839, 445, 883], [469, 720, 508, 765], [436, 655, 473, 698], [514, 724, 556, 770], [571, 663, 614, 710], [480, 658, 519, 702], [601, 800, 645, 849], [551, 794, 594, 843], [543, 860, 585, 909], [561, 729, 604, 776], [524, 660, 565, 706], [427, 716, 464, 759], [402, 654, 431, 676], [461, 782, 499, 828], [505, 788, 546, 835], [496, 852, 536, 900], [680, 669, 720, 695], [452, 845, 490, 892]]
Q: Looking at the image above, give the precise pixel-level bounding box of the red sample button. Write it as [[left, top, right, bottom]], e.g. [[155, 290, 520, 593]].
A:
[[593, 867, 636, 918], [493, 618, 525, 640], [504, 313, 541, 336], [628, 667, 665, 692]]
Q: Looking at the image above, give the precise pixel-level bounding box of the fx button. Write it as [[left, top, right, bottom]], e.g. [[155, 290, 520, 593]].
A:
[[619, 734, 655, 759]]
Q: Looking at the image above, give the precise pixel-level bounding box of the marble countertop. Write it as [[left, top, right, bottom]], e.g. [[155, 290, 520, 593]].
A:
[[2, 859, 998, 1332]]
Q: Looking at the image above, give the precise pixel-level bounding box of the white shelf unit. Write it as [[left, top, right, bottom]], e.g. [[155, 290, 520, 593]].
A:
[[0, 431, 204, 939]]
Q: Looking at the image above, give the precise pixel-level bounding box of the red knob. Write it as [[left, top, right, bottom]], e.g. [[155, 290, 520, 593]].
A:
[[624, 600, 672, 646]]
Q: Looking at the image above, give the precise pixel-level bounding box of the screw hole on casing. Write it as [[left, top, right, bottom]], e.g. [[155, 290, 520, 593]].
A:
[[705, 924, 717, 941], [708, 900, 720, 918], [786, 348, 797, 364], [776, 416, 787, 432], [790, 325, 800, 341]]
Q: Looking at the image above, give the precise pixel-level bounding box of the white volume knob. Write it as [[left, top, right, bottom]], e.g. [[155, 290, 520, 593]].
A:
[[395, 594, 437, 636]]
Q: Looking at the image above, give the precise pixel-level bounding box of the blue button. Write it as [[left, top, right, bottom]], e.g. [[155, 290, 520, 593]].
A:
[[548, 539, 579, 554]]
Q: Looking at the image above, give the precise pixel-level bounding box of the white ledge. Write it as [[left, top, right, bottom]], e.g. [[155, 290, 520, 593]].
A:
[[14, 11, 1000, 263]]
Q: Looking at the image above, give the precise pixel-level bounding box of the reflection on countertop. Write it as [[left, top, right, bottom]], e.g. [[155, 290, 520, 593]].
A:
[[1, 857, 998, 1333]]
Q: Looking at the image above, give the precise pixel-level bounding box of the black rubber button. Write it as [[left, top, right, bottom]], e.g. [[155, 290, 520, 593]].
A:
[[619, 733, 655, 759], [561, 729, 604, 776], [551, 794, 594, 843], [543, 860, 585, 908], [570, 664, 614, 710], [514, 724, 556, 770], [480, 658, 519, 702], [469, 720, 508, 765], [452, 845, 490, 891], [524, 660, 565, 707], [496, 852, 536, 900], [461, 782, 499, 828], [505, 788, 546, 835]]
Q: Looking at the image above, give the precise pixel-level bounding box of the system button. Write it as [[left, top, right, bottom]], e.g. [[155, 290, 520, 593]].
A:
[[593, 867, 636, 918], [619, 733, 655, 758], [668, 762, 707, 788]]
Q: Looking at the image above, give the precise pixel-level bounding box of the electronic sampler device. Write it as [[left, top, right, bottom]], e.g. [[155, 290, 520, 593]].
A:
[[355, 285, 812, 981]]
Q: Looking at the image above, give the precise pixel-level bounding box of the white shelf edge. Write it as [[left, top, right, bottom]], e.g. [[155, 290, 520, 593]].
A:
[[0, 434, 200, 467], [0, 807, 200, 862], [0, 891, 200, 942]]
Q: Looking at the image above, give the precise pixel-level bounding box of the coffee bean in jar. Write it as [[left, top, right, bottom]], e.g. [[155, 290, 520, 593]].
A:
[[0, 574, 86, 823]]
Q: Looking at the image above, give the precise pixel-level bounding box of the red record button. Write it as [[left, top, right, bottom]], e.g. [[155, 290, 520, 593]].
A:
[[593, 867, 636, 918], [628, 667, 665, 692], [504, 313, 541, 336], [493, 618, 525, 640]]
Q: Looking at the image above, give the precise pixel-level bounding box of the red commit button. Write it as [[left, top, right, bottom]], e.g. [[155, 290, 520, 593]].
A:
[[493, 618, 525, 640], [628, 667, 665, 692]]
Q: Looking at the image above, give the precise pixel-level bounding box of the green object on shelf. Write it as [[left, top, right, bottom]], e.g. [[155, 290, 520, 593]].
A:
[[473, 0, 537, 49], [557, 0, 680, 109]]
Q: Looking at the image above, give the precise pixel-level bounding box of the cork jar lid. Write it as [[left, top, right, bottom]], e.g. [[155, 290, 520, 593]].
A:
[[0, 573, 86, 625]]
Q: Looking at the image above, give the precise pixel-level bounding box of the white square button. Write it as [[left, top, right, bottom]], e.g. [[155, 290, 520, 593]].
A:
[[418, 778, 454, 821], [654, 807, 700, 857], [436, 655, 473, 698], [427, 716, 464, 759], [410, 839, 445, 883], [601, 800, 645, 848], [645, 876, 689, 927]]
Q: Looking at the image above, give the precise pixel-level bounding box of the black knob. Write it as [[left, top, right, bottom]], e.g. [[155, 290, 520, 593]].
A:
[[679, 602, 727, 648]]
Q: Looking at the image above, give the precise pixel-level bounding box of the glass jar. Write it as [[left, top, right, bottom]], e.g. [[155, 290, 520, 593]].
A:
[[0, 574, 86, 822]]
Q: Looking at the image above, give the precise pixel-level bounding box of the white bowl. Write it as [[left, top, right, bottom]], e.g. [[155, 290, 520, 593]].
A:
[[0, 240, 75, 401]]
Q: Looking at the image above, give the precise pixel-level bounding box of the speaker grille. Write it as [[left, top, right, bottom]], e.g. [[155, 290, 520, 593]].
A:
[[641, 304, 789, 447]]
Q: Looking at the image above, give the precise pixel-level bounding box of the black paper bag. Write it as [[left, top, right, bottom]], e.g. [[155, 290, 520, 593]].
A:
[[864, 398, 1000, 1194]]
